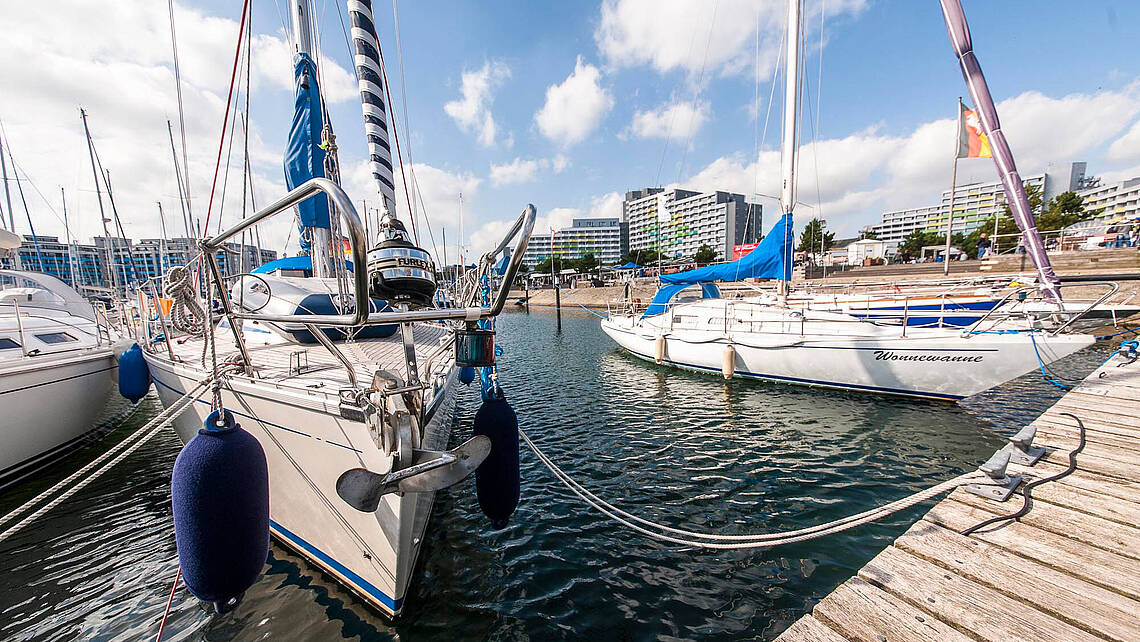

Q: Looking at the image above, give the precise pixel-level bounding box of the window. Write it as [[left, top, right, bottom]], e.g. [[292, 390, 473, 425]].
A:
[[0, 337, 20, 350], [36, 332, 77, 344]]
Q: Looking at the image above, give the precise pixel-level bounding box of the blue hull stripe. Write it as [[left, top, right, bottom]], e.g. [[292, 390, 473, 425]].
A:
[[270, 519, 402, 613]]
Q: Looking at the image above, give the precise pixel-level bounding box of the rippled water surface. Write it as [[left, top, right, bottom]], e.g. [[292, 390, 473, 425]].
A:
[[0, 310, 1116, 640]]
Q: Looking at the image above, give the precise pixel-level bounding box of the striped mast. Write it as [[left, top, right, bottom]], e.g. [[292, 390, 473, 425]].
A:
[[346, 0, 398, 234]]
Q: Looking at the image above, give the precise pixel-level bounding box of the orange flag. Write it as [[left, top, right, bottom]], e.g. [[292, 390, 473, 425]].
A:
[[958, 103, 992, 159]]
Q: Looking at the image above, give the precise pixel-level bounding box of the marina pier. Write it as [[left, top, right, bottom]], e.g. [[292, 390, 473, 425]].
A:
[[777, 347, 1140, 642]]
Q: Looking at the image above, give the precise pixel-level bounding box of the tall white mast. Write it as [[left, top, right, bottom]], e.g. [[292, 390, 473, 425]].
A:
[[291, 0, 333, 277], [779, 0, 802, 218]]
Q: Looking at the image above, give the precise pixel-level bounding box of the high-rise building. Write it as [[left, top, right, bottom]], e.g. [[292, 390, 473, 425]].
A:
[[624, 188, 761, 261], [1078, 176, 1140, 223], [1, 234, 276, 293], [522, 218, 623, 267]]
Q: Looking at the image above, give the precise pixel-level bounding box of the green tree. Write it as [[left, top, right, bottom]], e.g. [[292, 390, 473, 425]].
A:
[[860, 230, 879, 240], [999, 183, 1044, 220], [624, 249, 659, 265], [573, 253, 599, 272], [1037, 191, 1089, 232], [897, 230, 945, 260], [962, 216, 1020, 254], [693, 244, 717, 265], [797, 218, 835, 254], [535, 257, 554, 275]]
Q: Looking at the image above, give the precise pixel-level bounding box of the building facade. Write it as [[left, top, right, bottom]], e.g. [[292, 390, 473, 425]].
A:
[[1, 234, 276, 294], [1078, 176, 1140, 223], [624, 188, 761, 261], [521, 218, 623, 267], [862, 162, 1096, 246]]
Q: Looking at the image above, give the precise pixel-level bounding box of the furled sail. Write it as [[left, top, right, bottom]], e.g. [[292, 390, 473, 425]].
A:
[[659, 214, 794, 286], [346, 0, 398, 215], [284, 52, 330, 251], [939, 0, 1062, 300]]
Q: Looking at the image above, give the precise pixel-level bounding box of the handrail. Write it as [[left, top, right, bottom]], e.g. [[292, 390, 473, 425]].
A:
[[1049, 281, 1118, 336], [205, 178, 371, 327]]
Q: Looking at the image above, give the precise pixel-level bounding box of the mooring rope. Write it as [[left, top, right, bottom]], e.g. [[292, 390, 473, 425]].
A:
[[518, 427, 985, 550], [0, 376, 214, 544], [164, 265, 206, 336]]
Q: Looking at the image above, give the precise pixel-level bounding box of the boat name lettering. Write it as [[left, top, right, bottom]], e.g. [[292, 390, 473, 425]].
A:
[[873, 350, 983, 363]]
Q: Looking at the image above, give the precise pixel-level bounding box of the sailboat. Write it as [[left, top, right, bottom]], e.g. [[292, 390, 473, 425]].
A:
[[601, 0, 1095, 401], [139, 0, 534, 616]]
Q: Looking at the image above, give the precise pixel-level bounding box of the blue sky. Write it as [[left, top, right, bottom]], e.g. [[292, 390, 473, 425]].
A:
[[1, 0, 1139, 259]]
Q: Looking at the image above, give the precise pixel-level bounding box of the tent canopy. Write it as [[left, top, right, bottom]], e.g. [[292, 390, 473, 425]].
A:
[[614, 261, 643, 270]]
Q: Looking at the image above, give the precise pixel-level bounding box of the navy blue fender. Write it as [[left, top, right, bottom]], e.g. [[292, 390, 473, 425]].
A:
[[472, 396, 520, 528], [171, 409, 269, 613], [459, 366, 476, 385], [118, 343, 151, 403]]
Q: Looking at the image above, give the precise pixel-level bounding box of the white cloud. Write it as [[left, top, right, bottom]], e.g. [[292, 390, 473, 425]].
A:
[[443, 61, 511, 147], [489, 158, 543, 186], [488, 155, 572, 186], [629, 101, 709, 140], [680, 83, 1140, 237], [596, 0, 867, 78], [0, 1, 355, 256], [535, 56, 613, 147], [1106, 118, 1140, 163]]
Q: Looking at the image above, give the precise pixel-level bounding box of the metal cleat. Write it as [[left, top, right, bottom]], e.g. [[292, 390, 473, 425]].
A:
[[963, 449, 1022, 502], [1003, 425, 1045, 466]]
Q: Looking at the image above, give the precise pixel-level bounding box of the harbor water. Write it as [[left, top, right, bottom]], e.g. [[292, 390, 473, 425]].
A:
[[0, 309, 1114, 640]]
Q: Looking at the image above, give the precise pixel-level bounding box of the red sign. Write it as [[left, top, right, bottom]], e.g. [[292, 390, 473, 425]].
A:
[[732, 243, 759, 259]]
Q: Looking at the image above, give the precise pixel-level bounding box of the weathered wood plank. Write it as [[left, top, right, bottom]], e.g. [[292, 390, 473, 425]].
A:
[[926, 499, 1140, 601], [1051, 397, 1140, 422], [858, 546, 1103, 642], [949, 488, 1140, 560], [896, 520, 1140, 642], [1039, 446, 1137, 480], [1010, 461, 1140, 502], [1036, 408, 1140, 433], [774, 615, 850, 642], [812, 577, 972, 642], [1034, 424, 1140, 453]]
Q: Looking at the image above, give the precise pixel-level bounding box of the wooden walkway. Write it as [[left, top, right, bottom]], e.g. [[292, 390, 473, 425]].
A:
[[776, 347, 1140, 642]]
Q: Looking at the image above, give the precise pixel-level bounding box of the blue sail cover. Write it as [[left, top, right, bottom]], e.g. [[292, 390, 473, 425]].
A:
[[659, 213, 793, 285], [642, 282, 721, 318], [284, 53, 330, 248]]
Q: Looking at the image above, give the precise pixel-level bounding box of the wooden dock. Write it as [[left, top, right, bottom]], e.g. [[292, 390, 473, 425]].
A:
[[776, 347, 1140, 642]]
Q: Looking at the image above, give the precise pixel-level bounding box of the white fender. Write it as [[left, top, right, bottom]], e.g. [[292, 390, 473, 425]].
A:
[[654, 335, 666, 364], [722, 344, 735, 379]]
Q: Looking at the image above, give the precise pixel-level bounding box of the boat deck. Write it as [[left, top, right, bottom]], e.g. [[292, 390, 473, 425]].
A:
[[776, 348, 1140, 642], [160, 322, 453, 391]]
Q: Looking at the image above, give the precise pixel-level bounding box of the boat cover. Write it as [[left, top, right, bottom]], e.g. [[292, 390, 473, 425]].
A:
[[659, 214, 793, 286], [642, 282, 721, 318], [285, 52, 330, 247]]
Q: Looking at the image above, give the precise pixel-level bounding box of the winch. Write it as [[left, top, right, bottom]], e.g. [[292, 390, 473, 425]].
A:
[[366, 215, 437, 308]]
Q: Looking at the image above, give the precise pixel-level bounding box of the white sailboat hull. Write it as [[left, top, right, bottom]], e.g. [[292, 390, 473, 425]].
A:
[[0, 349, 118, 486], [601, 302, 1094, 400], [146, 352, 456, 617]]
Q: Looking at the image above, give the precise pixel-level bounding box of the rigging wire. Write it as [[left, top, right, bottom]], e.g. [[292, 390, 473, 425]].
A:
[[167, 0, 195, 228], [675, 0, 720, 183], [202, 0, 251, 236]]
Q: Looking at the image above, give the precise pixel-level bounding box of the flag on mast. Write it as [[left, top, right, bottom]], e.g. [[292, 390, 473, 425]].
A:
[[957, 103, 992, 159]]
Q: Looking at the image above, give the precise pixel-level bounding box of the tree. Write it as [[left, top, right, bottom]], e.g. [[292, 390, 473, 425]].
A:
[[1037, 191, 1089, 232], [797, 218, 834, 255], [624, 249, 659, 265], [896, 230, 944, 260], [693, 244, 717, 266], [534, 257, 554, 275], [860, 230, 879, 240], [999, 183, 1044, 221], [573, 253, 599, 272]]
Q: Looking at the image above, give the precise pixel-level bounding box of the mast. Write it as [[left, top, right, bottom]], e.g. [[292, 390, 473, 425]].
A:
[[778, 0, 802, 287], [168, 120, 192, 238], [80, 108, 120, 296], [62, 188, 78, 286], [939, 0, 1061, 301], [0, 128, 20, 269], [157, 201, 170, 279], [345, 0, 398, 218], [289, 0, 333, 278]]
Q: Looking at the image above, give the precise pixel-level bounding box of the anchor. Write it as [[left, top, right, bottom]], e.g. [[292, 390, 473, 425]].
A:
[[335, 435, 491, 512]]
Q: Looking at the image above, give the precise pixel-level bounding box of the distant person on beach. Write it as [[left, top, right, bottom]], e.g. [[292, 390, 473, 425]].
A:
[[976, 233, 991, 260]]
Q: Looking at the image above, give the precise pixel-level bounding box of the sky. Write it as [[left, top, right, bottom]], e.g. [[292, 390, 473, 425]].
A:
[[1, 0, 1139, 263]]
